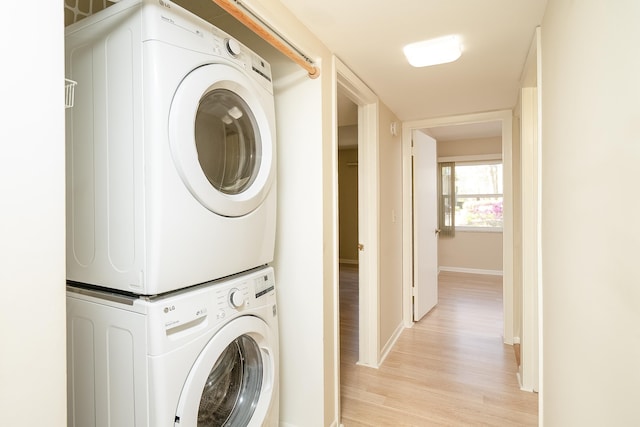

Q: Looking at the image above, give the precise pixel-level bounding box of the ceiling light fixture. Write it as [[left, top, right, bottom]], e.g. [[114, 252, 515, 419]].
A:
[[403, 35, 462, 68]]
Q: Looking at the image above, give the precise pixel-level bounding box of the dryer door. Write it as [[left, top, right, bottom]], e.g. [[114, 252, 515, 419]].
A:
[[174, 316, 276, 427], [169, 64, 276, 218]]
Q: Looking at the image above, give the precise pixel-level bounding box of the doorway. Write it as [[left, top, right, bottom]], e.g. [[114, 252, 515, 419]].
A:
[[335, 56, 381, 424], [335, 57, 380, 370], [427, 121, 505, 277], [337, 90, 359, 372], [402, 111, 516, 345]]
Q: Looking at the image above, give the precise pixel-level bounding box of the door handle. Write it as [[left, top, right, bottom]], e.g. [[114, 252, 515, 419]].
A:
[[435, 229, 441, 235], [357, 243, 364, 251]]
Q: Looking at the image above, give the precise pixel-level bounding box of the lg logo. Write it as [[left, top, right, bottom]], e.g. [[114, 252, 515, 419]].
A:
[[163, 305, 176, 313], [159, 0, 171, 9]]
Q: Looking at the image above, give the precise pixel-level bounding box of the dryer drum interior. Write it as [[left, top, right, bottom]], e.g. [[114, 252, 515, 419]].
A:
[[195, 88, 261, 196], [198, 335, 263, 426]]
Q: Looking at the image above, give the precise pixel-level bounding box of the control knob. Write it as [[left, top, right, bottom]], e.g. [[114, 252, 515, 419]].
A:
[[226, 38, 242, 57], [229, 288, 246, 308]]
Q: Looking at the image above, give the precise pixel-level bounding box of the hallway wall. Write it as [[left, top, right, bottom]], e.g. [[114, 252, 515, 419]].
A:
[[541, 0, 640, 424], [378, 104, 403, 353]]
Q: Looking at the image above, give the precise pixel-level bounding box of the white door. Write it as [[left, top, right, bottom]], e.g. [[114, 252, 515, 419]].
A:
[[412, 130, 439, 321]]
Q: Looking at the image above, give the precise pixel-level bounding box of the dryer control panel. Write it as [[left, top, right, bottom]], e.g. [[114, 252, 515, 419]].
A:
[[149, 1, 273, 92]]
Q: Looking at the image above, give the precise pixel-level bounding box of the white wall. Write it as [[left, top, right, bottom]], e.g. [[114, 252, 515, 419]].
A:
[[378, 103, 403, 355], [0, 2, 67, 426], [274, 67, 329, 425], [541, 0, 640, 424], [439, 231, 503, 273]]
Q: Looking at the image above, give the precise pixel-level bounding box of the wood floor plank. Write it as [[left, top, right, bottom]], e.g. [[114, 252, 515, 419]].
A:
[[339, 266, 538, 426]]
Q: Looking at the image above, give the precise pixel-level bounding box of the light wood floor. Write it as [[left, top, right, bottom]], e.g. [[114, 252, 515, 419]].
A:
[[339, 265, 538, 426]]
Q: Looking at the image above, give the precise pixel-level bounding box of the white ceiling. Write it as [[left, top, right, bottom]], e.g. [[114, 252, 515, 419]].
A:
[[281, 0, 547, 127], [426, 120, 503, 141], [177, 0, 547, 140]]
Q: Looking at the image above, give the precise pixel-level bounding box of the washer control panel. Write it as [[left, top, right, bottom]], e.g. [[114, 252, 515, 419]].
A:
[[142, 267, 276, 340], [254, 271, 275, 298]]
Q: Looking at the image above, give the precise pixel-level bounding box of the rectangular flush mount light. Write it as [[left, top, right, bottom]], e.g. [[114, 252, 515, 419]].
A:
[[403, 35, 462, 67]]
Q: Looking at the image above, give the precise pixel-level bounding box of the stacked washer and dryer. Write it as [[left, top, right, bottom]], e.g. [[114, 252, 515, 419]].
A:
[[64, 0, 279, 425]]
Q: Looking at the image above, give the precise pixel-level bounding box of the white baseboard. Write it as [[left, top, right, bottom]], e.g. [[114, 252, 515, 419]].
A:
[[378, 322, 404, 366], [512, 336, 521, 344], [355, 359, 379, 369], [516, 372, 535, 392], [439, 266, 503, 276], [338, 258, 358, 265], [516, 372, 523, 389]]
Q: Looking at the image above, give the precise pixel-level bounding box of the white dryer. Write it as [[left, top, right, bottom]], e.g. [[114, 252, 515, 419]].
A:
[[67, 267, 279, 427], [65, 0, 277, 295]]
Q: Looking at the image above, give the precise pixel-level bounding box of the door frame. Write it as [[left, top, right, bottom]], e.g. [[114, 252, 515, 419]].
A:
[[335, 57, 380, 368], [401, 110, 515, 345]]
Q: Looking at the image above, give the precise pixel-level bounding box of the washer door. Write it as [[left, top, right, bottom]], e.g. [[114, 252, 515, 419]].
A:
[[169, 64, 276, 217], [175, 316, 275, 427]]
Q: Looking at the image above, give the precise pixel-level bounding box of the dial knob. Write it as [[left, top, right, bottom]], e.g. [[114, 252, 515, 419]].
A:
[[229, 289, 246, 308], [226, 38, 242, 57]]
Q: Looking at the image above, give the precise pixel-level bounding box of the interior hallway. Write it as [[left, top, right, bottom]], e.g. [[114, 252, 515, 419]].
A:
[[339, 265, 538, 425]]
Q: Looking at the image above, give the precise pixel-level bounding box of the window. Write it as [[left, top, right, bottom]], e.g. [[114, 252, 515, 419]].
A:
[[438, 160, 503, 234], [438, 162, 455, 237]]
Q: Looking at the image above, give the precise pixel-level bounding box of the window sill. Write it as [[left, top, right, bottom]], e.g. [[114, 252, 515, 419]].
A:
[[455, 227, 503, 233]]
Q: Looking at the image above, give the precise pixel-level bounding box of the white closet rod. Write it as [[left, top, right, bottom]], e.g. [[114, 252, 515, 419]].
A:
[[212, 0, 320, 79]]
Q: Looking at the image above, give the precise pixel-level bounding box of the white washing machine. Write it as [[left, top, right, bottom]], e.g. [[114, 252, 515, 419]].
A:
[[65, 0, 277, 295], [67, 266, 279, 427]]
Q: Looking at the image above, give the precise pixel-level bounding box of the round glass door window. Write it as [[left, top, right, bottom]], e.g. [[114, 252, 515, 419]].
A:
[[197, 335, 263, 426], [195, 89, 261, 196], [169, 63, 275, 217]]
